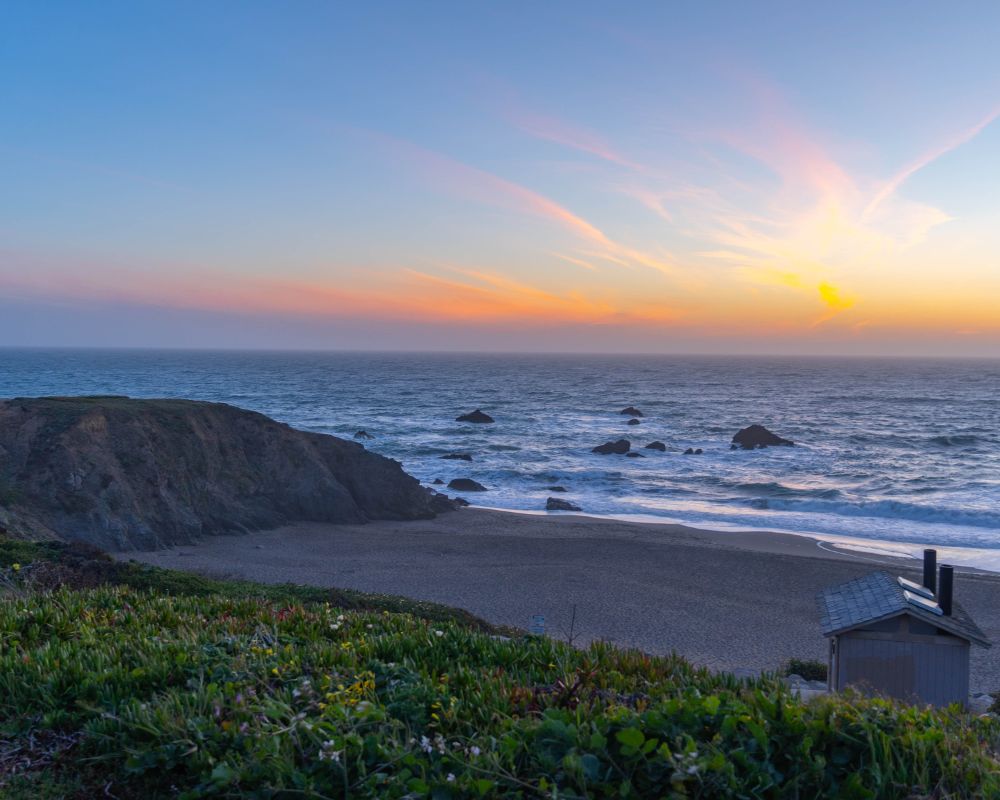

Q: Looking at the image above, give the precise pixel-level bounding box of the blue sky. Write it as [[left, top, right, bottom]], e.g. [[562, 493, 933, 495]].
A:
[[2, 2, 999, 354]]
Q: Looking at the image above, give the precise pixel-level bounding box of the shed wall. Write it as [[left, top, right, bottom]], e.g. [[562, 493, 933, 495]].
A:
[[836, 634, 969, 707]]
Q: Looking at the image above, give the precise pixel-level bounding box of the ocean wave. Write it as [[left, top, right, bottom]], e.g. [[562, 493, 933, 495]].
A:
[[748, 496, 1000, 529], [928, 434, 982, 447], [732, 481, 841, 499]]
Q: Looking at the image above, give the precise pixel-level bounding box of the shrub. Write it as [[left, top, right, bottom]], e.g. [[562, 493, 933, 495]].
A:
[[783, 658, 828, 682]]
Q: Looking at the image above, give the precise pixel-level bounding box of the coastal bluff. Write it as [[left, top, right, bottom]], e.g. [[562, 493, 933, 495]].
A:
[[0, 396, 456, 551]]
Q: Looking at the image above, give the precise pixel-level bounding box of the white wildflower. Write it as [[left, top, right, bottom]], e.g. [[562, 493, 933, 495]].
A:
[[446, 773, 455, 782], [434, 630, 444, 637]]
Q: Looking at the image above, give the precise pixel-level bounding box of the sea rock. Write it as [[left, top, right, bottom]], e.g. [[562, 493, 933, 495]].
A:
[[353, 430, 374, 440], [440, 453, 473, 461], [447, 478, 488, 492], [626, 452, 645, 458], [731, 424, 794, 450], [644, 441, 667, 451], [546, 497, 582, 512], [0, 396, 459, 551], [626, 418, 641, 426], [620, 406, 643, 417], [546, 485, 567, 492], [432, 478, 444, 485], [592, 439, 631, 455], [456, 409, 494, 424]]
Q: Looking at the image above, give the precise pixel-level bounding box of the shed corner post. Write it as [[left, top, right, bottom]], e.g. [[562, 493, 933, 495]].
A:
[[827, 636, 837, 692]]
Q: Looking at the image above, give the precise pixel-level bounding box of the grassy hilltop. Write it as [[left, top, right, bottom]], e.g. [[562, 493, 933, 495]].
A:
[[1, 539, 998, 799]]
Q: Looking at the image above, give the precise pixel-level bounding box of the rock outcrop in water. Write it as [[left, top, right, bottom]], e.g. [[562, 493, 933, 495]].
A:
[[456, 409, 494, 424], [447, 478, 488, 492], [592, 439, 630, 455], [546, 497, 581, 512], [0, 396, 458, 551], [731, 425, 794, 450], [440, 453, 473, 461], [644, 441, 667, 451], [620, 406, 643, 417]]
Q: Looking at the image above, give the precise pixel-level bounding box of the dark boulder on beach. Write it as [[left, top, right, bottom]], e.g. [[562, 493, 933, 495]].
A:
[[546, 497, 582, 512], [592, 439, 631, 455], [620, 406, 643, 417], [447, 478, 488, 492], [546, 485, 567, 492], [440, 453, 473, 461], [644, 441, 667, 451], [456, 409, 494, 424], [354, 430, 374, 440], [626, 418, 641, 426], [731, 424, 794, 450], [0, 396, 459, 551]]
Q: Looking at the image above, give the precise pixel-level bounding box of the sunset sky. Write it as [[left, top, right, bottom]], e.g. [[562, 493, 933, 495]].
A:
[[2, 2, 999, 355]]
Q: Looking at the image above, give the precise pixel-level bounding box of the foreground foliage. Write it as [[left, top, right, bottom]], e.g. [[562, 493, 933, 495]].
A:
[[1, 541, 998, 798]]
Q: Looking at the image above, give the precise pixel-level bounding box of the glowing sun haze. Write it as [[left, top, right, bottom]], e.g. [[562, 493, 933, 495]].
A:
[[2, 2, 999, 355]]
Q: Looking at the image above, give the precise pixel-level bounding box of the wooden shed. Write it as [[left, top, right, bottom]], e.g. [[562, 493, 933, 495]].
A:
[[816, 552, 990, 707]]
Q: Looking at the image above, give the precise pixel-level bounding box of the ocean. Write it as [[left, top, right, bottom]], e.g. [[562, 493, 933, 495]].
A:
[[3, 349, 998, 567]]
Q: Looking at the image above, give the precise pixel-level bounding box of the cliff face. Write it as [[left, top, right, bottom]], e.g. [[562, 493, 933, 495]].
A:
[[0, 396, 454, 551]]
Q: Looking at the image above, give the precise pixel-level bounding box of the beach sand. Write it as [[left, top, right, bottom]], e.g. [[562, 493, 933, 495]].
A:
[[124, 508, 1000, 693]]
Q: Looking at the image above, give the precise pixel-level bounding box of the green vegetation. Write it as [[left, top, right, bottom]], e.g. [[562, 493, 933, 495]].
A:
[[782, 658, 828, 683], [1, 539, 999, 799]]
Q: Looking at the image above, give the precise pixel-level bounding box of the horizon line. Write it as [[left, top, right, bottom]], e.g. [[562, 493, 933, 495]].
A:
[[1, 344, 997, 362]]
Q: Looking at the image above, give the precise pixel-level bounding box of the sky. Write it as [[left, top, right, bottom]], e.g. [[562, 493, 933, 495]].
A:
[[2, 2, 999, 356]]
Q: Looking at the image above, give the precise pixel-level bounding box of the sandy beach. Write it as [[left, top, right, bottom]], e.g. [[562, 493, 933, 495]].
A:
[[125, 508, 1000, 693]]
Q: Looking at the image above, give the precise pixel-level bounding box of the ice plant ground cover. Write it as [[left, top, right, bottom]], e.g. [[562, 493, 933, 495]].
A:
[[0, 539, 998, 799]]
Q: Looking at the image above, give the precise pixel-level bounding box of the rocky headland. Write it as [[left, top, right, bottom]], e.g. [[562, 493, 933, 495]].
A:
[[0, 396, 456, 551]]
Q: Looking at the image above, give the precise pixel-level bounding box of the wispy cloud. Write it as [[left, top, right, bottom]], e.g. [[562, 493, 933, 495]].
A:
[[551, 252, 598, 270], [506, 107, 640, 170], [352, 126, 684, 278], [864, 106, 1000, 217], [353, 127, 612, 246]]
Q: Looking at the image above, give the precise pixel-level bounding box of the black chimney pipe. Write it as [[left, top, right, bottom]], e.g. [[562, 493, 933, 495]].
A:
[[923, 548, 937, 594], [939, 564, 954, 616]]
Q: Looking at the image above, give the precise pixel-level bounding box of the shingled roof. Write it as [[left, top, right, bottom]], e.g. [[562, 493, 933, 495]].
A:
[[816, 570, 990, 648]]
